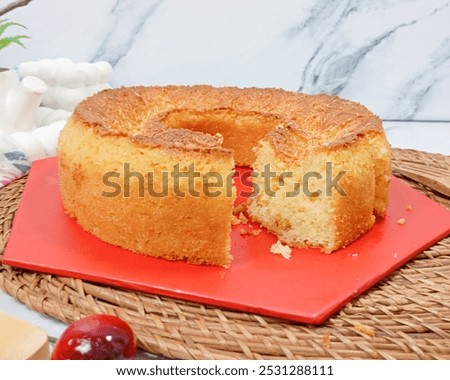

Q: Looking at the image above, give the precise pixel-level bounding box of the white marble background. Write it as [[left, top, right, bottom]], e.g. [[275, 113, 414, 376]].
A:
[[2, 0, 450, 122]]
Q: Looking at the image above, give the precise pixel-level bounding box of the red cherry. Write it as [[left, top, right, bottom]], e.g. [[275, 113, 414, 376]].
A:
[[51, 314, 137, 360]]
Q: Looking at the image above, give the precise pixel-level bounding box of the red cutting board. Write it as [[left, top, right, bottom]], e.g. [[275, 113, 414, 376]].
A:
[[4, 157, 450, 324]]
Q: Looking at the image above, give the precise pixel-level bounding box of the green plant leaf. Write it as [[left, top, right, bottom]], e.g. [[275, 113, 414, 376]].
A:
[[0, 19, 30, 51], [0, 22, 16, 37], [0, 35, 30, 50], [0, 19, 27, 38]]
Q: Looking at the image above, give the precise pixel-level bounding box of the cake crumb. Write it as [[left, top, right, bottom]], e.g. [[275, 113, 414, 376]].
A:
[[250, 229, 261, 236], [322, 334, 331, 349], [219, 271, 226, 279], [270, 240, 292, 259], [239, 212, 248, 224], [406, 205, 413, 211], [393, 252, 398, 258], [214, 133, 224, 144], [231, 214, 240, 225], [233, 202, 247, 215], [239, 228, 248, 235], [355, 324, 375, 337], [397, 218, 406, 225]]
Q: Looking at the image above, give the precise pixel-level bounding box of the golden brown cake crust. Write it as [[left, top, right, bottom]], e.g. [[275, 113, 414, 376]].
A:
[[72, 85, 385, 158]]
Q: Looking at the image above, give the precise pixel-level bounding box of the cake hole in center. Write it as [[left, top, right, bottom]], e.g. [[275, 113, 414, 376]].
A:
[[161, 108, 282, 166]]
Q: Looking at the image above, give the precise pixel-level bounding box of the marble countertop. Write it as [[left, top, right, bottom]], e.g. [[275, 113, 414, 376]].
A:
[[3, 0, 450, 122], [383, 121, 450, 155]]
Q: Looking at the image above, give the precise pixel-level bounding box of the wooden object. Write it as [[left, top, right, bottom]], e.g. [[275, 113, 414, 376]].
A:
[[0, 311, 49, 359]]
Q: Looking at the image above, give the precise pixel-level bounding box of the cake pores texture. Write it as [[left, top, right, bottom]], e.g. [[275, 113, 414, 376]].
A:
[[58, 85, 391, 267]]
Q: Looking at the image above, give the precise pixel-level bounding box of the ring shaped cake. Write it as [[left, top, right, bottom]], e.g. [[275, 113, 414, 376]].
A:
[[58, 85, 391, 267]]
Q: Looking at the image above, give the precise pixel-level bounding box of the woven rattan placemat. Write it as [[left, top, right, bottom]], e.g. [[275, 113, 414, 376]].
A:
[[1, 148, 449, 359]]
